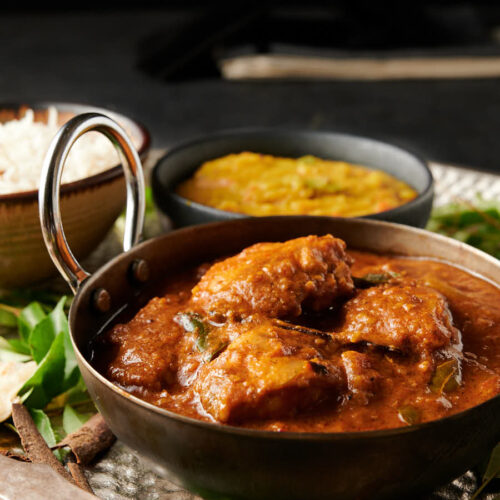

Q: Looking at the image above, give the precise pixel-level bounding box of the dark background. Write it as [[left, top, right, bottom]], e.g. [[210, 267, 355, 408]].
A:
[[1, 2, 500, 172]]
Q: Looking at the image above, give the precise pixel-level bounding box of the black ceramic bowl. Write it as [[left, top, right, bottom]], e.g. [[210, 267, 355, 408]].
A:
[[152, 128, 434, 228]]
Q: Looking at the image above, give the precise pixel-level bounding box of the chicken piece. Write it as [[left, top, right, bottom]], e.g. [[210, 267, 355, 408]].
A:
[[191, 234, 354, 320], [103, 297, 186, 392], [193, 320, 345, 423], [341, 351, 381, 405], [335, 283, 462, 363]]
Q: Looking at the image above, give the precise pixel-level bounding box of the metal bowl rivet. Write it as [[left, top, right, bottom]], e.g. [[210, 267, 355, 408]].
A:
[[131, 259, 150, 283], [92, 288, 111, 313]]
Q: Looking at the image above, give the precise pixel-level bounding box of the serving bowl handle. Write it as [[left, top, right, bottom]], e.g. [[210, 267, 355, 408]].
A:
[[39, 112, 145, 294]]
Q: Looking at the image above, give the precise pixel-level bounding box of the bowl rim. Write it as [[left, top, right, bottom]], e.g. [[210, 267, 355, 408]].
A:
[[73, 215, 500, 442], [0, 101, 151, 202], [152, 127, 434, 220]]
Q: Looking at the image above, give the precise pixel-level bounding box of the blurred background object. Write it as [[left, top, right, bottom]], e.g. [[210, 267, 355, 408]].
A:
[[0, 1, 499, 171], [135, 2, 500, 81]]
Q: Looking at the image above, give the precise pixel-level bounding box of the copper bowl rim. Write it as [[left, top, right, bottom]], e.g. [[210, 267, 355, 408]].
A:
[[72, 216, 500, 442], [0, 102, 151, 203]]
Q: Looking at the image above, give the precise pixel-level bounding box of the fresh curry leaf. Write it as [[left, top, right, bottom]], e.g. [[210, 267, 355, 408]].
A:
[[19, 330, 67, 408], [483, 443, 500, 482], [61, 326, 80, 393], [61, 376, 90, 406], [428, 199, 500, 259], [471, 443, 500, 500], [18, 302, 46, 344], [7, 338, 31, 356], [0, 305, 18, 328], [62, 405, 90, 435], [28, 298, 66, 363], [29, 408, 64, 461], [29, 408, 58, 447], [18, 299, 79, 409], [0, 337, 31, 363]]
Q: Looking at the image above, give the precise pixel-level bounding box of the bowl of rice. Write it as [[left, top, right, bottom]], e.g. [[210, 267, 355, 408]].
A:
[[0, 102, 150, 288]]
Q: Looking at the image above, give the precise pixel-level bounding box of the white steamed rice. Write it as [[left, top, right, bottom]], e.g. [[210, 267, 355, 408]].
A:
[[0, 107, 132, 195]]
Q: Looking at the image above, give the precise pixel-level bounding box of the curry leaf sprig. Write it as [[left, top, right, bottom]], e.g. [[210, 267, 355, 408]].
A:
[[427, 199, 500, 259], [0, 296, 95, 457]]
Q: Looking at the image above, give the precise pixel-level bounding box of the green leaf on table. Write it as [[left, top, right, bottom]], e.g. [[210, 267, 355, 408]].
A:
[[483, 442, 500, 483], [471, 442, 500, 500], [62, 405, 90, 435], [427, 199, 500, 259], [0, 305, 17, 328], [18, 299, 80, 409], [0, 337, 31, 363], [28, 298, 66, 363], [7, 338, 31, 356], [18, 331, 67, 408], [29, 408, 64, 461], [18, 302, 46, 344], [63, 376, 91, 405], [29, 408, 58, 447]]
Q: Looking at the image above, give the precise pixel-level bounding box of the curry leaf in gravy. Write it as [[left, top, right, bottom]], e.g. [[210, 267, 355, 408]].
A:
[[205, 341, 230, 363], [353, 272, 400, 289], [397, 405, 420, 426], [430, 359, 460, 394], [175, 312, 210, 352]]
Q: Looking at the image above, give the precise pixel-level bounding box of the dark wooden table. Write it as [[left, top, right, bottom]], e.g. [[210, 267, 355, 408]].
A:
[[0, 8, 499, 174]]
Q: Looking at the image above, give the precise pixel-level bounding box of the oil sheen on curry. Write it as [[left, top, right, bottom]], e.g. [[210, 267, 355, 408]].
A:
[[95, 235, 500, 432], [176, 152, 417, 217]]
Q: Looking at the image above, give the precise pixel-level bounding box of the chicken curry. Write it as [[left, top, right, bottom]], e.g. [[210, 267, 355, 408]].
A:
[[94, 235, 500, 432]]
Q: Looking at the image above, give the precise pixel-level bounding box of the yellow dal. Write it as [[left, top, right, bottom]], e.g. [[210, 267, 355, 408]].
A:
[[176, 152, 418, 217]]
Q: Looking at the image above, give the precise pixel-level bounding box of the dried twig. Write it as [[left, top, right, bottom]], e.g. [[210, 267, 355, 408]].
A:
[[55, 413, 115, 465], [0, 449, 30, 462], [11, 403, 74, 484], [67, 455, 94, 494]]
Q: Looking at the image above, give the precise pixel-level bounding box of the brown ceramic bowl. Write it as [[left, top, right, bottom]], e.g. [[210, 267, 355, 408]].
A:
[[0, 102, 150, 288]]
